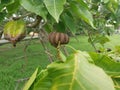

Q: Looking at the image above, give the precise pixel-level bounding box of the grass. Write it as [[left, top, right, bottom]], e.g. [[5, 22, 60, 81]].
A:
[[0, 35, 120, 90]]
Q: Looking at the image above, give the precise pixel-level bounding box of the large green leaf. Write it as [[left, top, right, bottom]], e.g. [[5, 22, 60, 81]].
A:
[[28, 50, 115, 90], [62, 13, 76, 34], [92, 35, 110, 45], [44, 0, 66, 23], [53, 21, 66, 32], [69, 1, 95, 29], [20, 0, 47, 20], [89, 52, 120, 76]]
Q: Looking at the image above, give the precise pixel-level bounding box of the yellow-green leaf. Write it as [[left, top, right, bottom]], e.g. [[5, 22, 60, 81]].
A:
[[23, 68, 38, 90], [44, 0, 66, 23]]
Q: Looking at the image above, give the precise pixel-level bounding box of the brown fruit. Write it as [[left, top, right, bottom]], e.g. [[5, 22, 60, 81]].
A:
[[48, 32, 69, 47]]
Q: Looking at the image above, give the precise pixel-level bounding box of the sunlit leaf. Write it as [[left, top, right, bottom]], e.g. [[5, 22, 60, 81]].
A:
[[92, 35, 110, 45], [70, 2, 95, 29], [23, 68, 38, 90], [62, 13, 76, 34], [89, 52, 120, 76], [44, 0, 66, 23], [20, 0, 47, 20], [27, 50, 115, 90]]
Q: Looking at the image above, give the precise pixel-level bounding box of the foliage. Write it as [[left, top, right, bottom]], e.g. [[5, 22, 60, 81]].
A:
[[20, 0, 47, 20], [23, 50, 115, 90], [0, 0, 96, 31], [89, 52, 120, 76], [89, 48, 120, 90], [1, 0, 120, 34], [0, 0, 120, 90], [23, 68, 38, 90]]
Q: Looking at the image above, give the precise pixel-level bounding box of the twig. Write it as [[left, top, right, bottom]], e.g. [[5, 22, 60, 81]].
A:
[[15, 77, 29, 90], [24, 30, 35, 51], [15, 77, 29, 83], [12, 13, 32, 20], [39, 35, 53, 63], [61, 46, 69, 56], [23, 31, 36, 72], [45, 50, 54, 57], [87, 31, 97, 51], [13, 14, 42, 28], [26, 15, 42, 28], [0, 30, 3, 39], [14, 52, 42, 60], [38, 21, 54, 62]]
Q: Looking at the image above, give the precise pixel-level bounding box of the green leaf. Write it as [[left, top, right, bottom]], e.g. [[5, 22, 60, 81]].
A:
[[106, 0, 118, 13], [75, 0, 89, 9], [23, 68, 38, 90], [62, 13, 76, 34], [20, 0, 47, 20], [44, 0, 66, 23], [0, 11, 7, 23], [92, 35, 110, 45], [30, 50, 115, 90], [0, 0, 14, 11], [6, 0, 20, 14], [44, 23, 54, 33], [89, 52, 120, 76], [1, 0, 14, 5], [101, 0, 110, 3], [54, 21, 66, 32], [70, 1, 95, 29]]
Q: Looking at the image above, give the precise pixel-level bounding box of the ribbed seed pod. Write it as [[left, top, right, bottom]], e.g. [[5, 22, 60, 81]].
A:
[[48, 32, 69, 47]]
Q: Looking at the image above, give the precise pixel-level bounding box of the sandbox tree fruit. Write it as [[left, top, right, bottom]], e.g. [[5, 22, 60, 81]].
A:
[[48, 32, 69, 47], [4, 20, 26, 47]]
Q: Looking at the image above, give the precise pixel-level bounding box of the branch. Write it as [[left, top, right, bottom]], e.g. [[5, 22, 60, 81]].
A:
[[87, 31, 97, 51], [15, 77, 29, 83], [12, 13, 32, 20], [38, 21, 54, 62], [15, 77, 29, 90], [26, 15, 42, 28], [0, 31, 3, 39], [24, 30, 35, 51], [13, 13, 42, 28]]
